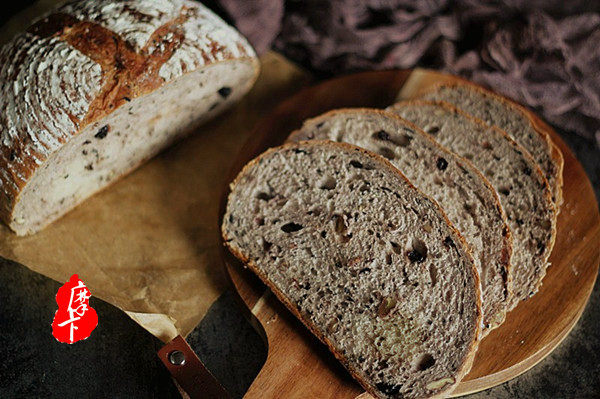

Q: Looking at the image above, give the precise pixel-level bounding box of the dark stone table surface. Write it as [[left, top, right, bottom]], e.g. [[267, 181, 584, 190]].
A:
[[0, 4, 599, 398]]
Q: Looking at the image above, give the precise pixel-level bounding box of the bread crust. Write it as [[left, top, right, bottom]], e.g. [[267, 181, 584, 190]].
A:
[[288, 108, 513, 336], [0, 0, 259, 232], [415, 80, 564, 208], [222, 140, 483, 398]]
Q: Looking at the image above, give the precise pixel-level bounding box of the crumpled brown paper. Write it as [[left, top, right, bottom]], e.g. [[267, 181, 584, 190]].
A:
[[0, 0, 311, 342]]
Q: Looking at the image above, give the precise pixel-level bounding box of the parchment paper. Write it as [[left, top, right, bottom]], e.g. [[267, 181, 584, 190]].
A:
[[0, 1, 311, 342]]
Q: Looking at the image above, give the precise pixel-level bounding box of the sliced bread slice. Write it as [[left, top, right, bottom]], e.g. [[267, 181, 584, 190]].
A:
[[388, 101, 557, 308], [416, 82, 564, 206], [289, 109, 511, 334], [222, 141, 482, 399]]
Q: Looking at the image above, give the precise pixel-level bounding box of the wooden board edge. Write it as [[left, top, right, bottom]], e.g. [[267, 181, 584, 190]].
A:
[[452, 261, 598, 396]]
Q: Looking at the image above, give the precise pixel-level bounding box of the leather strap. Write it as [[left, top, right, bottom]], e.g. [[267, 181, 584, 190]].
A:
[[158, 335, 230, 399]]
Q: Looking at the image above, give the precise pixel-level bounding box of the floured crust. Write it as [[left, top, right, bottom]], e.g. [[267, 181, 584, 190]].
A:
[[222, 140, 482, 398], [0, 0, 259, 231]]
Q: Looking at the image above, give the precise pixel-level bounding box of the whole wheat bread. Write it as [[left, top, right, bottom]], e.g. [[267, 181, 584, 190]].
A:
[[388, 101, 557, 308], [289, 109, 511, 334], [416, 82, 563, 206], [0, 0, 259, 235], [222, 141, 482, 399]]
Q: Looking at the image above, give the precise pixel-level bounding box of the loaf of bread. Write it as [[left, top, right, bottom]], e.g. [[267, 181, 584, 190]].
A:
[[288, 109, 512, 334], [0, 0, 259, 235], [388, 101, 557, 308], [416, 82, 564, 207], [223, 140, 482, 399]]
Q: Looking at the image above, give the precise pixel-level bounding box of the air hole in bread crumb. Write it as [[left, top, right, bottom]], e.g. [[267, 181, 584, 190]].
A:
[[376, 382, 402, 396], [429, 264, 437, 286], [307, 208, 321, 216], [281, 222, 303, 233], [445, 289, 453, 302], [319, 176, 337, 190], [261, 238, 272, 252], [540, 219, 552, 230], [256, 192, 274, 201], [416, 353, 436, 371], [407, 238, 427, 263], [95, 125, 109, 139], [217, 86, 232, 98], [334, 215, 346, 232], [390, 242, 402, 255], [332, 214, 352, 242], [377, 147, 396, 160], [498, 186, 511, 196], [276, 197, 288, 207], [443, 236, 455, 248], [425, 125, 440, 134], [373, 130, 391, 141], [436, 157, 448, 170], [385, 253, 393, 265], [349, 160, 363, 168], [537, 241, 546, 255]]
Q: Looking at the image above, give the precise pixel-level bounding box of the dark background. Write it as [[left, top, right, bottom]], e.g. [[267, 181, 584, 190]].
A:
[[0, 2, 36, 27], [0, 2, 599, 398]]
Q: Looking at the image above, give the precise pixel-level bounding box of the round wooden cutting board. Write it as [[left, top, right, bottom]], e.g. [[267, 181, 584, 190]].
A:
[[221, 69, 600, 398]]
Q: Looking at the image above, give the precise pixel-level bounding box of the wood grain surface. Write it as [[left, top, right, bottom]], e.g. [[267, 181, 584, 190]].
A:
[[221, 69, 600, 398]]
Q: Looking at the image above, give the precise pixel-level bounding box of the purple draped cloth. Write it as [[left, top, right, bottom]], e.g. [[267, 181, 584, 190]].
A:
[[214, 0, 600, 147]]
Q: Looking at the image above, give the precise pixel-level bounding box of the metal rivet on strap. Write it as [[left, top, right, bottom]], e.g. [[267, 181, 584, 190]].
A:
[[168, 350, 186, 366]]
